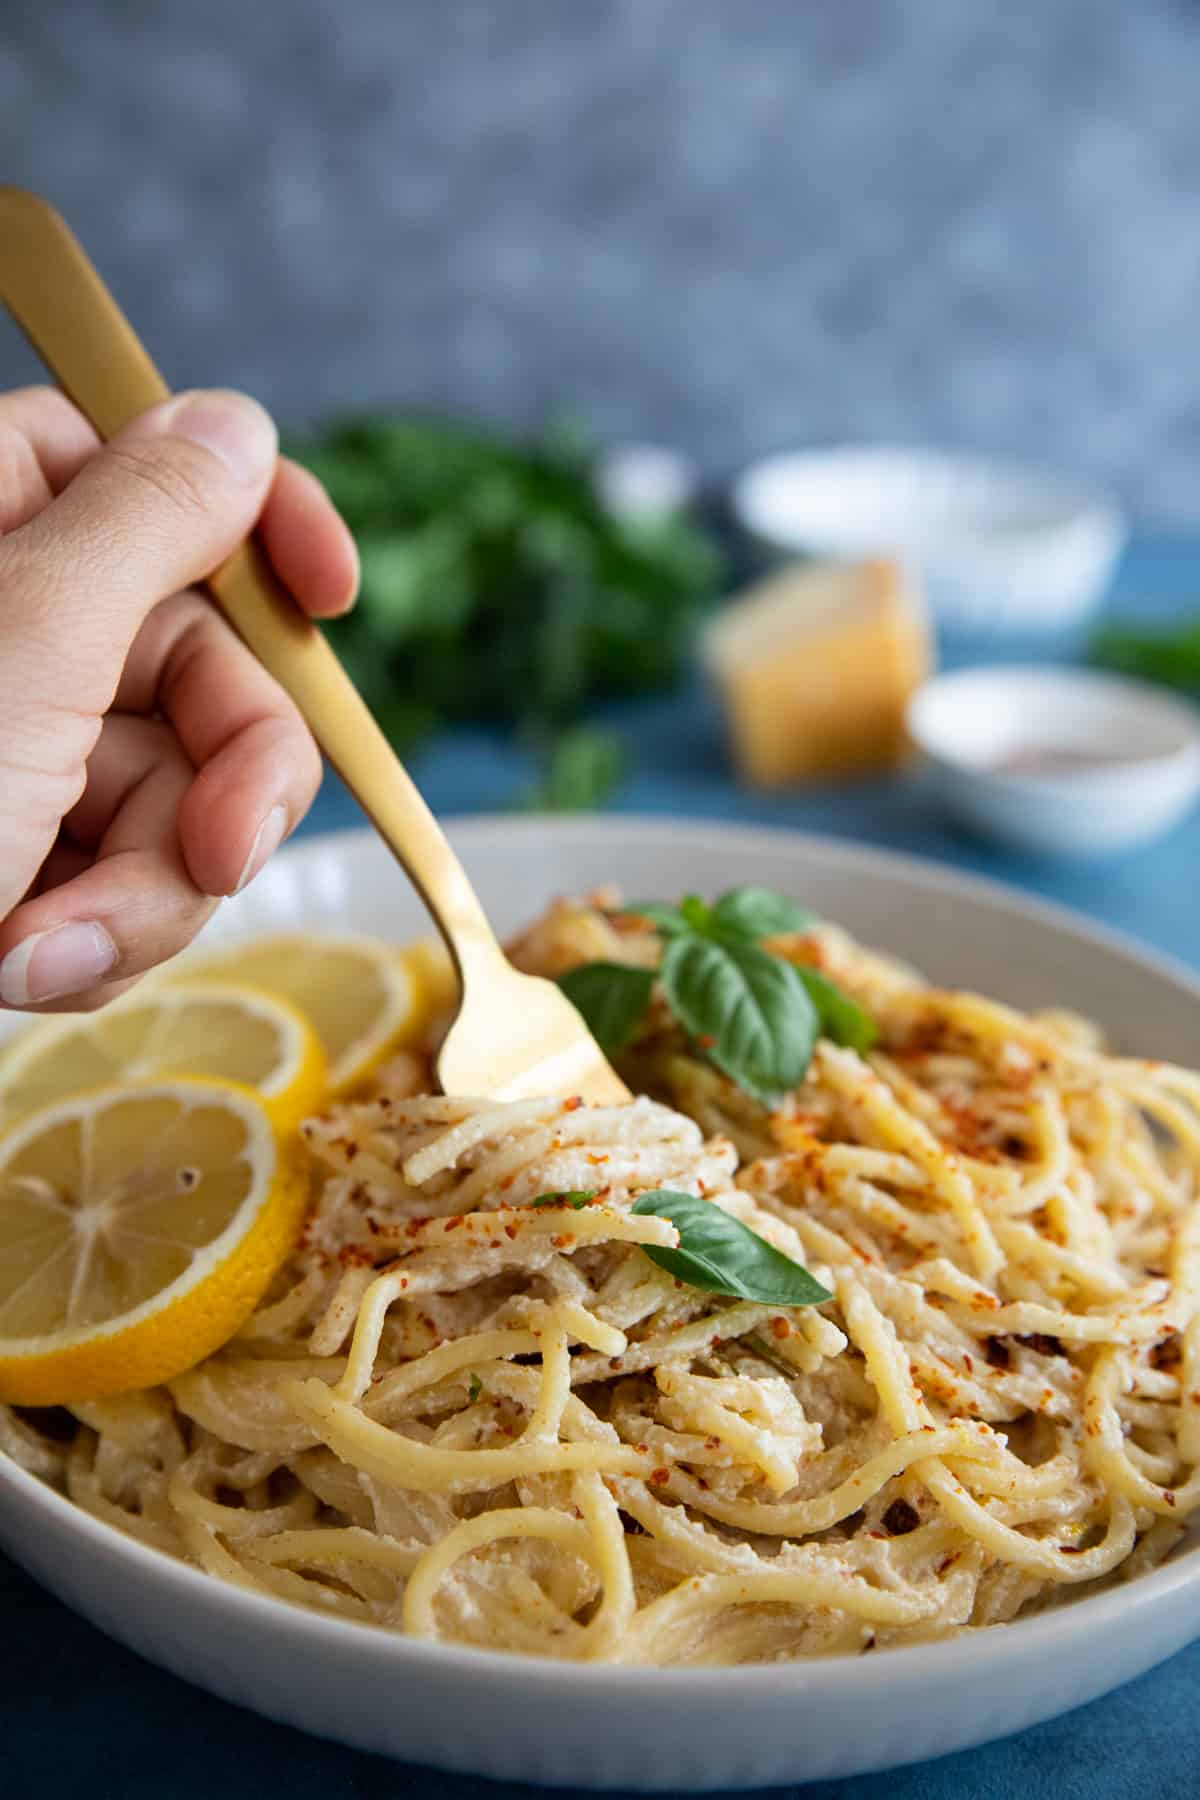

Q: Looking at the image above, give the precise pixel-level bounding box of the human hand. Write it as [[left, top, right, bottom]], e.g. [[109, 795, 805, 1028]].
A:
[[0, 386, 358, 1012]]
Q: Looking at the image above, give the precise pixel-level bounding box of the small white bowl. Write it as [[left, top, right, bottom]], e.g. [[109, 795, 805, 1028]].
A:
[[732, 446, 1126, 631], [907, 666, 1200, 857]]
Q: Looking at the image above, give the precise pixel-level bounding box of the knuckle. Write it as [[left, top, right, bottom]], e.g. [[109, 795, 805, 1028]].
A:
[[103, 438, 217, 521]]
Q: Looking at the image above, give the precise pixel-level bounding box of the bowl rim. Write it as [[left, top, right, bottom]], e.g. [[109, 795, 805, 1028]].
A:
[[730, 442, 1123, 550], [4, 812, 1200, 1700]]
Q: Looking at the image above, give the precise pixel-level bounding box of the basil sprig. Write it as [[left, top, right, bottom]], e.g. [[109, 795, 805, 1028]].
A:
[[559, 885, 876, 1105], [661, 934, 817, 1106], [631, 1189, 831, 1306]]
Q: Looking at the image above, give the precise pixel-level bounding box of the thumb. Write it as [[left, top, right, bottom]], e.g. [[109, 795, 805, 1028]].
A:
[[0, 388, 277, 718]]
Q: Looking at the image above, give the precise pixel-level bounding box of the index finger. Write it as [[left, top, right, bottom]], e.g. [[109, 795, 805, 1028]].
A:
[[0, 385, 99, 532]]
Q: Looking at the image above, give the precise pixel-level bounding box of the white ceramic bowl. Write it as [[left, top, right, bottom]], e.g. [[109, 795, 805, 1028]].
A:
[[731, 446, 1126, 631], [2, 818, 1200, 1790], [907, 666, 1200, 857]]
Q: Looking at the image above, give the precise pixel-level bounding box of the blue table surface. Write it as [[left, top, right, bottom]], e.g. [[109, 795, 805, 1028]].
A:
[[5, 533, 1199, 1800]]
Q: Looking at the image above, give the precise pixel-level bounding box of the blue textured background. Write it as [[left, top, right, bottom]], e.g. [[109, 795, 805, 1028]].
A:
[[3, 0, 1200, 516], [3, 533, 1199, 1797]]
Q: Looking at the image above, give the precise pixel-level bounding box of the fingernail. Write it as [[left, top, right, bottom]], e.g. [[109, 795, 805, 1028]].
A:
[[0, 922, 118, 1007], [235, 804, 288, 894], [160, 390, 277, 483]]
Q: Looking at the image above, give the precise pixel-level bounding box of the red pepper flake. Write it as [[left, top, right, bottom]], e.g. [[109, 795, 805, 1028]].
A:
[[504, 1224, 518, 1240], [443, 1216, 465, 1232], [1165, 1490, 1178, 1508], [563, 1097, 583, 1112], [696, 1034, 717, 1050], [586, 1154, 609, 1166], [649, 1468, 670, 1487], [770, 1319, 791, 1341]]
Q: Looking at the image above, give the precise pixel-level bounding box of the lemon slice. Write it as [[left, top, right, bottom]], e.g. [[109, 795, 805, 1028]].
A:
[[179, 933, 440, 1094], [0, 984, 326, 1137], [0, 1079, 309, 1405]]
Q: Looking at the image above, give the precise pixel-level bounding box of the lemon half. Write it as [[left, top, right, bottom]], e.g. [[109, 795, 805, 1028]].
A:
[[0, 1079, 308, 1405]]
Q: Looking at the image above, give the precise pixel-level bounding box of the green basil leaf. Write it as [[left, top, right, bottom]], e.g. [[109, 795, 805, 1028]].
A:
[[531, 1190, 597, 1210], [795, 968, 878, 1053], [710, 886, 819, 942], [468, 1373, 483, 1403], [631, 1190, 831, 1306], [619, 901, 692, 937], [558, 962, 654, 1055], [660, 935, 818, 1105], [679, 894, 715, 934]]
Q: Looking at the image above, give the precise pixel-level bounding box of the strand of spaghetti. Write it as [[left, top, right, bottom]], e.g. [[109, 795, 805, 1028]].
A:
[[402, 1098, 582, 1183], [249, 1525, 423, 1576], [365, 1205, 679, 1254], [525, 1316, 572, 1441], [282, 1377, 648, 1491], [569, 1300, 779, 1384], [1106, 1077, 1200, 1156], [1003, 1091, 1074, 1212], [1084, 1350, 1200, 1516], [236, 1266, 327, 1340], [362, 1330, 539, 1416], [573, 1473, 637, 1658], [612, 1566, 938, 1665], [540, 1299, 626, 1358], [818, 1045, 1002, 1279], [336, 1269, 415, 1399], [990, 1217, 1128, 1301], [401, 1507, 594, 1639], [176, 1515, 274, 1594], [167, 1462, 318, 1537], [309, 1265, 377, 1355]]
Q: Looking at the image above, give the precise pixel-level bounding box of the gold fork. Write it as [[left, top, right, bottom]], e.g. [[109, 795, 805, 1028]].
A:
[[0, 187, 631, 1105]]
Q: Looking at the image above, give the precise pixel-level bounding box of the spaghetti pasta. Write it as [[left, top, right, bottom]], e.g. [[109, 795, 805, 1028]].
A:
[[6, 894, 1200, 1666]]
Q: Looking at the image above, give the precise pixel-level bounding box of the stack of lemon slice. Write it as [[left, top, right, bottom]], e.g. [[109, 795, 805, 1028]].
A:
[[0, 933, 455, 1405]]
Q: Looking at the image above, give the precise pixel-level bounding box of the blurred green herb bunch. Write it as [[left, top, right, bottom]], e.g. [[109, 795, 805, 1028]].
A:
[[287, 416, 721, 804]]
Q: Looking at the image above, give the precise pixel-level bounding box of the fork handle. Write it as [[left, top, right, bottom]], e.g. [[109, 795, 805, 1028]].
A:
[[0, 187, 497, 977]]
